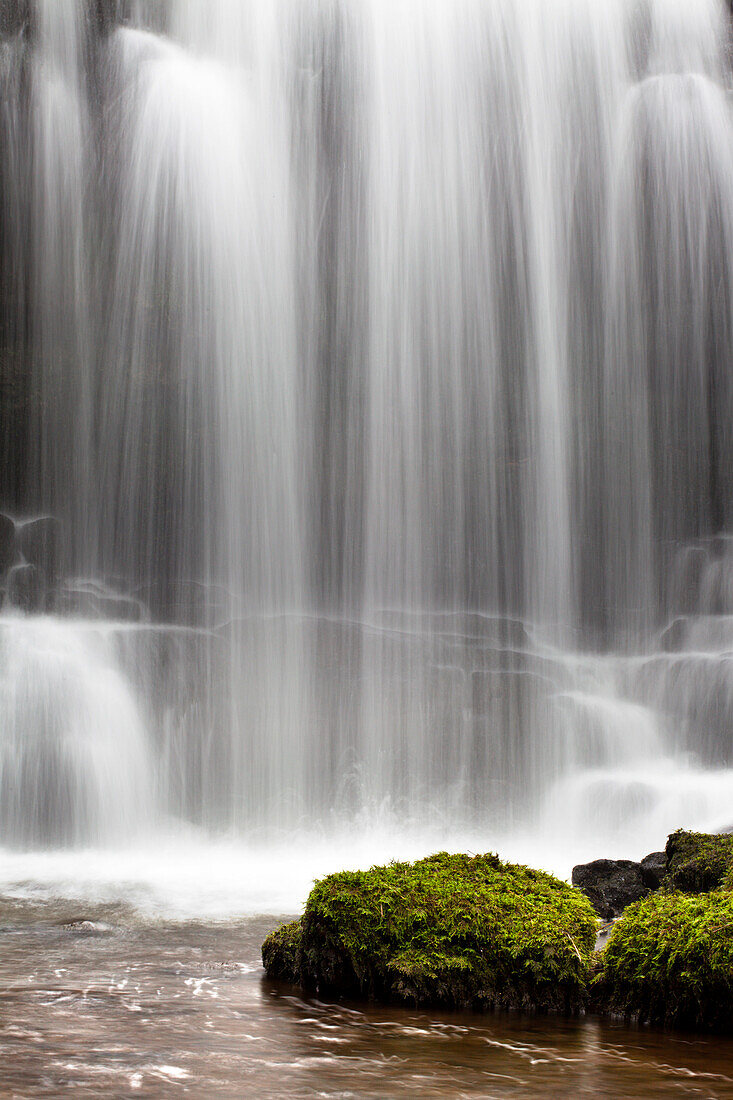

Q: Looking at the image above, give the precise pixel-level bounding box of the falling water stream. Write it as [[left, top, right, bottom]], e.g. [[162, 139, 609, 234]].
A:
[[1, 0, 733, 1094]]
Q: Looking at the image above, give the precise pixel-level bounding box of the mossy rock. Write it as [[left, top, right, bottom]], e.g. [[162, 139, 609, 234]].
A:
[[262, 852, 597, 1013], [665, 829, 733, 893], [595, 890, 733, 1032], [262, 920, 301, 985]]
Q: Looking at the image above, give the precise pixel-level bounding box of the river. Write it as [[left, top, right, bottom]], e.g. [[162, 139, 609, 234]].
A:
[[1, 896, 732, 1098]]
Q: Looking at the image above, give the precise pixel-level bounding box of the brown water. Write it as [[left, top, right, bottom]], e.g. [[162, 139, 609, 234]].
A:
[[1, 900, 732, 1098]]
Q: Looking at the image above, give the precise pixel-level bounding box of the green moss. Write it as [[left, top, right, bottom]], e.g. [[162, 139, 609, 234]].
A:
[[261, 919, 302, 985], [665, 829, 733, 893], [265, 851, 597, 1013], [597, 891, 733, 1032]]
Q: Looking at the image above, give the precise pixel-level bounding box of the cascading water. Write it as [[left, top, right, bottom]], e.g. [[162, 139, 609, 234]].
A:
[[0, 0, 733, 892], [0, 612, 153, 847]]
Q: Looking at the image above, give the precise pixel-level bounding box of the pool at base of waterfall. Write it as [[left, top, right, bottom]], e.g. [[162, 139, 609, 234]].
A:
[[1, 895, 733, 1099], [2, 840, 733, 1099]]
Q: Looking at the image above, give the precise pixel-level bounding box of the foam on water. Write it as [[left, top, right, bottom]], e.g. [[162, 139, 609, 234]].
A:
[[0, 827, 660, 920]]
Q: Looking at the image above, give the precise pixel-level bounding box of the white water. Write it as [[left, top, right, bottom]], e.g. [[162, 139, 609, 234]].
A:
[[0, 615, 153, 848], [0, 0, 733, 908]]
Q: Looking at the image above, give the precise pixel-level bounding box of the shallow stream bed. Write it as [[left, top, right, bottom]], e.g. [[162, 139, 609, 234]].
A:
[[1, 899, 732, 1098]]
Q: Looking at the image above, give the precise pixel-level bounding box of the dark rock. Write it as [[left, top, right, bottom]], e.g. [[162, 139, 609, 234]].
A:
[[639, 851, 666, 891], [572, 859, 649, 920]]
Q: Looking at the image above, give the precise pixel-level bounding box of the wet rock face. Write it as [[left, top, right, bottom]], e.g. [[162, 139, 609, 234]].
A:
[[6, 561, 42, 611], [0, 512, 15, 575], [18, 515, 63, 590], [0, 0, 126, 49], [94, 0, 125, 36], [0, 0, 29, 39], [572, 859, 650, 920], [0, 514, 67, 612], [640, 851, 666, 891]]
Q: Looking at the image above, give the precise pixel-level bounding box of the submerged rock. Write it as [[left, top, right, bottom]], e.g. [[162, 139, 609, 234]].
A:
[[594, 919, 617, 952], [571, 859, 649, 920], [262, 852, 597, 1013], [61, 919, 113, 936]]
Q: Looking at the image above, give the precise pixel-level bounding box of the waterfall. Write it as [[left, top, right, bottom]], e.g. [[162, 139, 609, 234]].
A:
[[0, 0, 732, 859], [0, 613, 153, 846]]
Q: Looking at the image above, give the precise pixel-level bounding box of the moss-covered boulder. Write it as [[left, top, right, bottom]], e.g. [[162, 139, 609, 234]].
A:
[[261, 919, 301, 984], [665, 829, 733, 892], [262, 852, 597, 1013], [596, 890, 733, 1032]]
